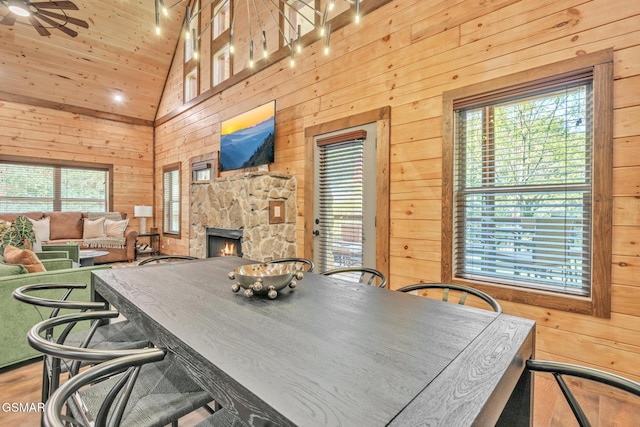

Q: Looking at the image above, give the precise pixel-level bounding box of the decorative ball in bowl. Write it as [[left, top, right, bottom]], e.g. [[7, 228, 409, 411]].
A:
[[229, 262, 304, 299]]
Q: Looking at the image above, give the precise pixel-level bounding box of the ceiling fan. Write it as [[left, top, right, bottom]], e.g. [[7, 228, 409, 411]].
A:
[[0, 0, 88, 37]]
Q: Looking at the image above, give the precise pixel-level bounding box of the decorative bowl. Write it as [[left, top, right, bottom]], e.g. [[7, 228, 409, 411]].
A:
[[229, 262, 304, 299]]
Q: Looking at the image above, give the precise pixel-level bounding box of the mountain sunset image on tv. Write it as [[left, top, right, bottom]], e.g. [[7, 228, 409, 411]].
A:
[[220, 100, 275, 172]]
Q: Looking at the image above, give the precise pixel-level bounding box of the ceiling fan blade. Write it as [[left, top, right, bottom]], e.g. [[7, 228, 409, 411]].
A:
[[0, 14, 17, 26], [30, 1, 79, 10], [36, 12, 77, 36], [37, 9, 88, 28], [27, 15, 51, 36]]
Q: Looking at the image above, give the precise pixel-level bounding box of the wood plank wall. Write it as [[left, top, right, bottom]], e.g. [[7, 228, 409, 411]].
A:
[[153, 0, 640, 381], [0, 101, 154, 225]]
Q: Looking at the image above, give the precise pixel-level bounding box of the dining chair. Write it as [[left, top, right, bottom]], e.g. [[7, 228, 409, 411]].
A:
[[268, 257, 315, 272], [137, 255, 198, 265], [31, 311, 214, 427], [396, 283, 502, 313], [526, 359, 640, 427], [12, 283, 149, 402], [321, 266, 387, 288]]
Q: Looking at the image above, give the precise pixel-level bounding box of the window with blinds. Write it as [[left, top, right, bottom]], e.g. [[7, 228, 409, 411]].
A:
[[316, 138, 364, 272], [453, 73, 593, 296], [0, 161, 108, 212], [163, 164, 181, 235]]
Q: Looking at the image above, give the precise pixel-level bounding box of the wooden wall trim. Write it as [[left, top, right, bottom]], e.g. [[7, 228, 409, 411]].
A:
[[0, 91, 154, 127]]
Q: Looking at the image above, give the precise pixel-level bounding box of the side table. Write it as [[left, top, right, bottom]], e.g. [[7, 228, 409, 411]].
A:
[[136, 232, 160, 259]]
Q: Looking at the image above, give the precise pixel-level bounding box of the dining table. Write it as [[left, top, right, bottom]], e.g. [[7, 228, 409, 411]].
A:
[[91, 256, 535, 426]]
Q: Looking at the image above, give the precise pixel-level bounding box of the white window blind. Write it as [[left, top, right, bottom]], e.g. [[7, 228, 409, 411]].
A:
[[0, 161, 108, 212], [454, 75, 593, 296], [317, 138, 364, 273], [163, 167, 180, 234]]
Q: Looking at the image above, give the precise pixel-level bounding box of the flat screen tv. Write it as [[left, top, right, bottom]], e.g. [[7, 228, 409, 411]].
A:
[[220, 100, 275, 172]]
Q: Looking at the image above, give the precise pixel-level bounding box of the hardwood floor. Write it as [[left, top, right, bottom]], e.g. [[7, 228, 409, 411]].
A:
[[2, 360, 639, 426]]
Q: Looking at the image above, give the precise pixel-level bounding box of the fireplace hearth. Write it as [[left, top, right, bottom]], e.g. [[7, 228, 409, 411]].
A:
[[207, 228, 243, 258]]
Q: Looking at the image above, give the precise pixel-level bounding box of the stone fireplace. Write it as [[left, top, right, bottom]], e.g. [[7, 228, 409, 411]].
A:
[[190, 171, 297, 260]]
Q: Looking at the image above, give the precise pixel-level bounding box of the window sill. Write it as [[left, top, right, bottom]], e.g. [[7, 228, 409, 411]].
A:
[[451, 278, 609, 319]]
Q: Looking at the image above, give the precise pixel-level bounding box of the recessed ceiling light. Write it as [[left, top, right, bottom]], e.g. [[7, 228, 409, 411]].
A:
[[113, 92, 123, 102]]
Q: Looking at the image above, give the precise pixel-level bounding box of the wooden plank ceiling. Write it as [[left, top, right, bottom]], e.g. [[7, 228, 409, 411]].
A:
[[0, 0, 186, 123]]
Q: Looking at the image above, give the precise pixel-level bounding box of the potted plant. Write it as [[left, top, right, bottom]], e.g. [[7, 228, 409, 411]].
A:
[[0, 215, 36, 254]]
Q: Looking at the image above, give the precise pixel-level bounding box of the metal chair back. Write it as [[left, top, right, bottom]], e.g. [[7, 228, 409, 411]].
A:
[[397, 283, 502, 313], [322, 267, 387, 288], [527, 359, 640, 427]]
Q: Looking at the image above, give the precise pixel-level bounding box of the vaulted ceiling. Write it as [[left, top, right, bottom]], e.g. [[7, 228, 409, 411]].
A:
[[0, 0, 186, 123]]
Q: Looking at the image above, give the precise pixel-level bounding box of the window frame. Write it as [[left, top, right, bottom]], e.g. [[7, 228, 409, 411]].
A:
[[442, 50, 613, 318], [211, 0, 232, 87], [0, 155, 113, 212], [190, 153, 215, 182], [184, 0, 200, 103], [163, 162, 182, 238]]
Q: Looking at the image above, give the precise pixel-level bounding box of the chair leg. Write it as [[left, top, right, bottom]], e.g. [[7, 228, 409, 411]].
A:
[[41, 358, 50, 403], [50, 357, 61, 399]]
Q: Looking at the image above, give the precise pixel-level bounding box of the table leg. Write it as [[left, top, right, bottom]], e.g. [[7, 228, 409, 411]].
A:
[[496, 367, 532, 426]]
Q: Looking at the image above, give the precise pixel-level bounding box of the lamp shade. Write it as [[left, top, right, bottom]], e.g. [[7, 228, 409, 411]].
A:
[[134, 206, 153, 217]]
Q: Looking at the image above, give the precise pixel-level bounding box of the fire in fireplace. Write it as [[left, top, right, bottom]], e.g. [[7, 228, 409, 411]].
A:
[[207, 228, 243, 258]]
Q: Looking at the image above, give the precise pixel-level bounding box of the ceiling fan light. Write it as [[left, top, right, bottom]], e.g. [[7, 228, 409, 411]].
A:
[[8, 0, 30, 17]]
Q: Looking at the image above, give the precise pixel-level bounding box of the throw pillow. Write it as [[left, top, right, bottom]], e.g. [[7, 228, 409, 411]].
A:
[[28, 216, 51, 252], [0, 261, 28, 276], [3, 245, 46, 273], [104, 218, 129, 237], [46, 212, 83, 240], [83, 217, 106, 239]]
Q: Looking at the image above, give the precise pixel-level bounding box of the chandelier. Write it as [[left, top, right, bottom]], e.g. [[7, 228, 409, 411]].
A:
[[155, 0, 361, 69]]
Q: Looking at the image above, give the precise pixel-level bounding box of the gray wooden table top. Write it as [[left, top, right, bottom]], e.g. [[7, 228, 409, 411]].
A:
[[92, 257, 535, 426]]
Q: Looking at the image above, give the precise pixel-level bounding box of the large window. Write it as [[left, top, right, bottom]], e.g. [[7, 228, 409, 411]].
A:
[[211, 0, 232, 87], [184, 68, 199, 102], [442, 50, 613, 317], [163, 163, 181, 236], [0, 160, 110, 212], [184, 0, 200, 102], [212, 45, 230, 86]]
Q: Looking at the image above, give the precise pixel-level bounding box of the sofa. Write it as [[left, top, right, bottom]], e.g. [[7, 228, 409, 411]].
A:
[[0, 257, 111, 370], [0, 211, 138, 264]]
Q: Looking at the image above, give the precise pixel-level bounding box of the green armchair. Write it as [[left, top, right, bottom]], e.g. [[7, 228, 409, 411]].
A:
[[41, 243, 80, 263]]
